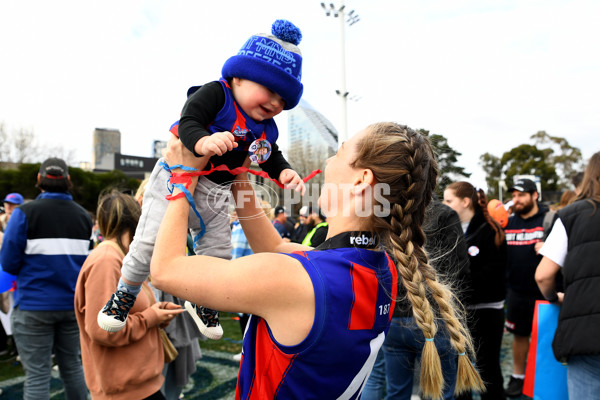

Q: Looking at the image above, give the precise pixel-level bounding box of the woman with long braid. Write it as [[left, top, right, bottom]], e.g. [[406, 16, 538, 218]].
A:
[[444, 182, 507, 400], [151, 122, 483, 399]]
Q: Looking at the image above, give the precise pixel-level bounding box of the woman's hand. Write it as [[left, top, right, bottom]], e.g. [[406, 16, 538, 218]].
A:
[[150, 301, 186, 329]]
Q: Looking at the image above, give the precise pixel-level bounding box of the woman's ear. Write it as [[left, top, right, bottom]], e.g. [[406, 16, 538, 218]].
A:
[[461, 196, 471, 210], [353, 169, 375, 195]]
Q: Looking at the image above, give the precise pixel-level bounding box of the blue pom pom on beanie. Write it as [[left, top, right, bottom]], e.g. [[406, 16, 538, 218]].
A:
[[222, 19, 303, 110], [271, 19, 302, 46]]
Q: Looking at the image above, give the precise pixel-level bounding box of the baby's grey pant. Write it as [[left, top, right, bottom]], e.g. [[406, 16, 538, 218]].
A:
[[122, 158, 233, 284]]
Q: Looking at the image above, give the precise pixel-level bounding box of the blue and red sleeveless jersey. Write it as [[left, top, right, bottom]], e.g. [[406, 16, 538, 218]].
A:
[[236, 246, 398, 399]]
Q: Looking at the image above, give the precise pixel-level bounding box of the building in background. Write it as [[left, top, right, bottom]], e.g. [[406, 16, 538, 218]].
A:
[[153, 140, 167, 159], [287, 99, 338, 186], [88, 99, 339, 201], [92, 128, 156, 179], [282, 100, 338, 215], [92, 128, 121, 170]]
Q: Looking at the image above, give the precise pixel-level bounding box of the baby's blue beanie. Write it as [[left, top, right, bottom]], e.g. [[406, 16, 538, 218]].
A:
[[222, 20, 303, 110]]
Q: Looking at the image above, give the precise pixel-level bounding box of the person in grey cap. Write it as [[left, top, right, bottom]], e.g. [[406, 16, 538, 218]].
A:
[[0, 157, 92, 399], [503, 178, 557, 397]]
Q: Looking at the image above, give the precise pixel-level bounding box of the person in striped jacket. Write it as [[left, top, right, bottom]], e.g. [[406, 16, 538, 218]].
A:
[[0, 157, 92, 399]]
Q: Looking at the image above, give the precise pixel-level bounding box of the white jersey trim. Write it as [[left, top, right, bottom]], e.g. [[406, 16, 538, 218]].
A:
[[339, 331, 385, 400]]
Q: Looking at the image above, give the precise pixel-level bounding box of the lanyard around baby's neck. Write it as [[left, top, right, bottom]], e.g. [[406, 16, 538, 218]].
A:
[[315, 231, 380, 250]]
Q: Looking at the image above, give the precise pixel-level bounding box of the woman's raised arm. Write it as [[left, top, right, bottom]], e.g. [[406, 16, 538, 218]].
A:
[[150, 138, 315, 345], [231, 172, 311, 254]]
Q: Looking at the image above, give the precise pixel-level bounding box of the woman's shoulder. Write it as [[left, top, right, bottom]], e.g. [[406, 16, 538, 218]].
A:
[[560, 198, 596, 214], [82, 243, 124, 273], [287, 246, 387, 268]]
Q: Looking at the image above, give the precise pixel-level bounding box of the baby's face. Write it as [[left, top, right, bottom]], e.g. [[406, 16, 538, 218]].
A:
[[232, 78, 284, 121]]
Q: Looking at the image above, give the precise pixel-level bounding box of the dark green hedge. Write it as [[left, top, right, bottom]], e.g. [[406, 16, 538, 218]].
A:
[[0, 163, 141, 213]]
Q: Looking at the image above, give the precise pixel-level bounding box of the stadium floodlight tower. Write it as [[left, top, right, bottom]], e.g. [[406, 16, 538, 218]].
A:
[[321, 1, 360, 148]]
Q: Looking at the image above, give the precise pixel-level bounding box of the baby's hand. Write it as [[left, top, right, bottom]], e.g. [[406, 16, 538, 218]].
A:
[[279, 169, 305, 196], [195, 131, 238, 156]]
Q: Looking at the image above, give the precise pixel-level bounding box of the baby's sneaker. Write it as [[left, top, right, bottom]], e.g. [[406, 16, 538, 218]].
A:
[[97, 290, 136, 332], [184, 301, 223, 340]]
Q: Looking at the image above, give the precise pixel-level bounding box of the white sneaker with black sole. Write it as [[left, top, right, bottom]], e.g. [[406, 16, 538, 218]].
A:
[[184, 301, 223, 340]]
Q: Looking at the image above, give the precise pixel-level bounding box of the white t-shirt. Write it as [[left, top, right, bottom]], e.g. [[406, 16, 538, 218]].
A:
[[460, 221, 469, 234], [539, 218, 568, 267]]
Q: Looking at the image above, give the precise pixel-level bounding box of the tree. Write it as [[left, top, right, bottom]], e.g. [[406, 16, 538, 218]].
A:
[[480, 152, 503, 199], [500, 144, 559, 192], [418, 129, 471, 197], [479, 132, 582, 201], [0, 123, 9, 161], [0, 122, 77, 165], [13, 127, 40, 164], [0, 163, 140, 212], [530, 131, 583, 190]]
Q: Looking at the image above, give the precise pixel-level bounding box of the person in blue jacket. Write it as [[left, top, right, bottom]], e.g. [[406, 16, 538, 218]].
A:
[[0, 157, 92, 399]]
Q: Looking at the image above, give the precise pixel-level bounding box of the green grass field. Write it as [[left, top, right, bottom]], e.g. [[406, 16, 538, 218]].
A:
[[199, 313, 244, 353]]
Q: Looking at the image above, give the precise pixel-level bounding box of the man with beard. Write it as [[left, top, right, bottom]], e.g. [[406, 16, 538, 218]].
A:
[[503, 178, 553, 397]]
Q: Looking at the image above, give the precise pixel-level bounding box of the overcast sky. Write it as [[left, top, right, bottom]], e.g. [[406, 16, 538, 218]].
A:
[[1, 0, 598, 189]]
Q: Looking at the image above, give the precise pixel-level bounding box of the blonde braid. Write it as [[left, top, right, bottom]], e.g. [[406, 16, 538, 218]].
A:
[[388, 203, 443, 399], [352, 122, 484, 398], [387, 133, 445, 399], [425, 276, 485, 394]]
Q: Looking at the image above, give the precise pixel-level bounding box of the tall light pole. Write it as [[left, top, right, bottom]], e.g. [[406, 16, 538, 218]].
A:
[[321, 1, 360, 148]]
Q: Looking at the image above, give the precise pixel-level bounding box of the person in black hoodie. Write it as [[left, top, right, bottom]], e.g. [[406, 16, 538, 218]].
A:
[[445, 182, 507, 400]]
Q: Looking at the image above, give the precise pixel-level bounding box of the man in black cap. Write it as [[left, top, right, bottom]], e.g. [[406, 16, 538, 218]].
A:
[[0, 157, 91, 398], [503, 178, 555, 397]]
